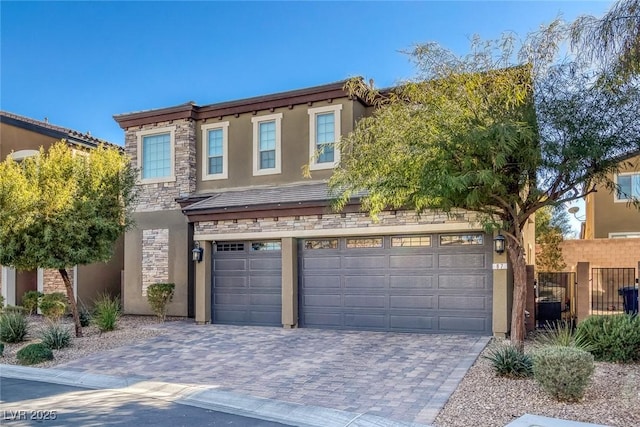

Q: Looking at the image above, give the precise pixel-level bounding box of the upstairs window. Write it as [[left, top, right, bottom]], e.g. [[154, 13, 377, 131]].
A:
[[308, 105, 342, 170], [202, 122, 229, 180], [136, 126, 175, 183], [615, 172, 640, 201], [252, 113, 282, 176]]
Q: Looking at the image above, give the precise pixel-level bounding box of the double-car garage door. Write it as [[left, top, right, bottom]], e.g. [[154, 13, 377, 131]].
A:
[[212, 234, 493, 334]]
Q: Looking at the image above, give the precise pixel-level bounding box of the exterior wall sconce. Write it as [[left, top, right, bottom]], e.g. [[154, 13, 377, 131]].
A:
[[493, 234, 506, 254], [192, 242, 204, 263]]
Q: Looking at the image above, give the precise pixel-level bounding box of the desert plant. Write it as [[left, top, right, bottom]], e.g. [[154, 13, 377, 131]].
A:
[[534, 320, 594, 352], [92, 293, 120, 332], [533, 345, 594, 401], [39, 323, 72, 350], [17, 343, 53, 365], [0, 311, 28, 343], [39, 293, 68, 321], [483, 343, 533, 378], [576, 314, 640, 363], [22, 291, 43, 315], [78, 305, 91, 327], [3, 305, 25, 314], [146, 283, 175, 322]]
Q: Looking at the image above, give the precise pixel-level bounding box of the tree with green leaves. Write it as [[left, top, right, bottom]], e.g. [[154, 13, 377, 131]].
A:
[[535, 206, 570, 272], [327, 18, 639, 348], [0, 142, 136, 337]]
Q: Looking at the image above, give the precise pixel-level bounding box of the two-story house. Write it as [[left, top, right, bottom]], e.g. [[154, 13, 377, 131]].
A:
[[0, 111, 124, 307], [583, 153, 640, 239], [114, 81, 525, 337]]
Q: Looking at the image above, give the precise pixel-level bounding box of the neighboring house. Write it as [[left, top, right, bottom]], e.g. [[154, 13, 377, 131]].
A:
[[583, 153, 640, 239], [0, 111, 124, 307], [114, 81, 534, 337]]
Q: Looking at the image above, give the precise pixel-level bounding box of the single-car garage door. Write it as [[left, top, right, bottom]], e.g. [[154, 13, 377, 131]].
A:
[[212, 241, 282, 326], [299, 234, 492, 334]]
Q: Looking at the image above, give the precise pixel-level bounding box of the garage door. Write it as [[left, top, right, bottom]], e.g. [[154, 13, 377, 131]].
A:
[[212, 241, 282, 326], [299, 234, 492, 334]]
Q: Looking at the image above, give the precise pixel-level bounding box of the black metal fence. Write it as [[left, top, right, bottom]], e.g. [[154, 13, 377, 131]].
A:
[[536, 272, 577, 327], [590, 268, 636, 315]]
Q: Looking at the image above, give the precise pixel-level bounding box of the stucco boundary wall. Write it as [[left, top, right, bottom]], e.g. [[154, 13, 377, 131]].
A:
[[560, 238, 640, 270]]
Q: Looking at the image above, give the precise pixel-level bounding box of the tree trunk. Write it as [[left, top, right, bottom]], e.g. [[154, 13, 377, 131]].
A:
[[507, 237, 527, 351], [59, 268, 83, 338]]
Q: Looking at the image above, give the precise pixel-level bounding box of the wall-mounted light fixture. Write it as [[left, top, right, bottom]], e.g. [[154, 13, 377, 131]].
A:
[[493, 234, 506, 255], [192, 242, 204, 263]]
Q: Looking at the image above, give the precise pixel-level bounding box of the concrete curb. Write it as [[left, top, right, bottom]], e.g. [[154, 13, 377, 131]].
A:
[[0, 364, 428, 427]]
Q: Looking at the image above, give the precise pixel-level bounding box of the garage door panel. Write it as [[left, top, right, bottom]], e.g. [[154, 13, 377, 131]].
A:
[[249, 258, 281, 271], [344, 313, 387, 329], [303, 256, 341, 270], [214, 309, 247, 324], [250, 310, 282, 325], [438, 275, 487, 290], [214, 292, 249, 305], [249, 293, 281, 307], [249, 275, 281, 288], [391, 315, 434, 330], [303, 312, 342, 327], [390, 295, 434, 309], [344, 275, 386, 288], [390, 275, 433, 288], [214, 276, 247, 288], [438, 253, 486, 269], [215, 258, 246, 271], [344, 294, 387, 308], [438, 295, 487, 310], [303, 275, 341, 288], [439, 316, 487, 332], [390, 254, 433, 269], [303, 294, 342, 307], [343, 255, 386, 269]]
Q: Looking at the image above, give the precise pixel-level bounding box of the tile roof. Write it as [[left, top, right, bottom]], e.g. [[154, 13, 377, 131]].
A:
[[0, 110, 120, 149], [183, 182, 364, 212]]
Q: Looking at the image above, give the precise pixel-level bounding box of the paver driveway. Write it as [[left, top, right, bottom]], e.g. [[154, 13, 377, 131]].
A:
[[58, 322, 489, 425]]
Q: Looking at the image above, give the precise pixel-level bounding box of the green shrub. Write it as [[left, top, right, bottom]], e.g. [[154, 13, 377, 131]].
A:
[[39, 293, 68, 321], [533, 345, 594, 401], [534, 320, 594, 352], [0, 311, 28, 343], [39, 323, 72, 350], [17, 343, 53, 365], [576, 314, 640, 363], [22, 291, 43, 315], [0, 294, 4, 311], [147, 283, 175, 322], [3, 305, 25, 315], [483, 343, 533, 378], [79, 305, 92, 327], [93, 293, 120, 332]]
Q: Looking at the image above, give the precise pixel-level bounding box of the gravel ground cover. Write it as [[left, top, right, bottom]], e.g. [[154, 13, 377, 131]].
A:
[[1, 315, 168, 368], [434, 340, 640, 427]]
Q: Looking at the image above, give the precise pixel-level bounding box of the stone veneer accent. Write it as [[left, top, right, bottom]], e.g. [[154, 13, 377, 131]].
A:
[[195, 210, 475, 235], [124, 119, 196, 212], [43, 268, 73, 295], [142, 228, 169, 296]]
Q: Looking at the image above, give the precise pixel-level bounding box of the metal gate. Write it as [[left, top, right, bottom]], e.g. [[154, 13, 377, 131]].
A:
[[536, 272, 577, 327], [590, 268, 636, 315]]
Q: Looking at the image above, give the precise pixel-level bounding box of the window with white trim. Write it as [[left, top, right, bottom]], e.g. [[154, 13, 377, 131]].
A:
[[252, 113, 282, 176], [615, 172, 640, 201], [308, 104, 342, 170], [202, 122, 229, 180], [136, 126, 176, 183]]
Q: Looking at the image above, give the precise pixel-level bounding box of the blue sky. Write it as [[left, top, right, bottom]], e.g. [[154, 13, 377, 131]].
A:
[[1, 1, 613, 146]]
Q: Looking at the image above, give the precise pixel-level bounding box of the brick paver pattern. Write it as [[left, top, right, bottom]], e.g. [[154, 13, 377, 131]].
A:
[[58, 322, 488, 424]]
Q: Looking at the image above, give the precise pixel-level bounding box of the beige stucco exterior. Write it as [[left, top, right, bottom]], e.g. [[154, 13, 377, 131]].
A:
[[584, 154, 640, 239]]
